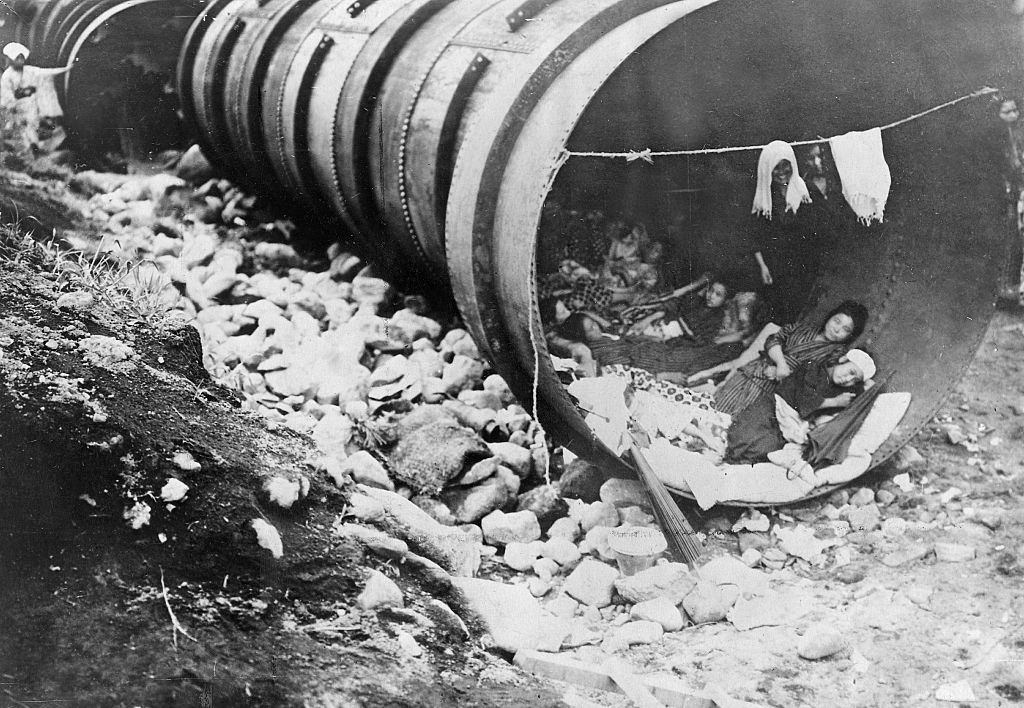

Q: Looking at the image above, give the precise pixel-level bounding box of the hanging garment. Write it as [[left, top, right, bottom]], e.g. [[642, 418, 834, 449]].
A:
[[829, 127, 892, 224]]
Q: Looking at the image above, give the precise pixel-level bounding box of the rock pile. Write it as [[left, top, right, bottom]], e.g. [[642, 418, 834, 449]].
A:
[[73, 168, 558, 550]]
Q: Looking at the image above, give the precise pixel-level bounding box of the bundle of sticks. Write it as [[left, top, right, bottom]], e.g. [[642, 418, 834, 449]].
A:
[[627, 419, 703, 564]]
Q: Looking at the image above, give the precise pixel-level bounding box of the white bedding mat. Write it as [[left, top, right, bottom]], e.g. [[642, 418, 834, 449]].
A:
[[644, 392, 912, 509]]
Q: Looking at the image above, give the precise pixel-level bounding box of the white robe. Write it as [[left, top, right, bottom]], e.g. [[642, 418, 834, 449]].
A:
[[0, 64, 69, 154]]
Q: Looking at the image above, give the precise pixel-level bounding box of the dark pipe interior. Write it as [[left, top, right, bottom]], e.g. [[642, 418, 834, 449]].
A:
[[61, 3, 194, 163], [537, 0, 1020, 470]]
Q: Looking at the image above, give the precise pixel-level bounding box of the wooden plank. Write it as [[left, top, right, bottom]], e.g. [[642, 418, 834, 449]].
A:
[[603, 658, 665, 708], [513, 649, 714, 708]]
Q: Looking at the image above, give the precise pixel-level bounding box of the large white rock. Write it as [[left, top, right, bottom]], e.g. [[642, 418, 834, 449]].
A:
[[311, 412, 354, 459], [450, 577, 544, 653], [532, 557, 560, 581], [798, 622, 849, 660], [440, 329, 479, 359], [481, 510, 541, 546], [503, 541, 546, 572], [264, 367, 315, 399], [483, 374, 515, 406], [630, 597, 684, 632], [580, 501, 619, 532], [387, 308, 442, 343], [357, 486, 480, 576], [243, 299, 284, 322], [263, 476, 303, 508], [488, 442, 533, 478], [251, 518, 283, 558], [606, 620, 663, 649], [546, 595, 579, 619], [459, 389, 504, 411], [371, 355, 410, 385], [541, 538, 582, 567], [682, 581, 740, 624], [844, 503, 882, 533], [599, 478, 649, 508], [441, 355, 484, 395], [614, 562, 697, 604], [454, 457, 498, 486], [562, 559, 620, 607], [547, 517, 582, 542], [160, 478, 189, 503], [494, 465, 522, 496], [357, 569, 404, 610], [580, 526, 616, 562], [351, 275, 393, 308], [441, 476, 511, 523], [338, 451, 394, 491], [696, 556, 770, 598]]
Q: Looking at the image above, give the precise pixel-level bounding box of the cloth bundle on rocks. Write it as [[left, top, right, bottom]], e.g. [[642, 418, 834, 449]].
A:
[[389, 420, 492, 495]]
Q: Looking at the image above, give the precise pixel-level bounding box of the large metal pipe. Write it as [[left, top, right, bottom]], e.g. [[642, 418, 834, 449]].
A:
[[25, 0, 203, 160], [447, 0, 1022, 472], [34, 0, 1024, 479]]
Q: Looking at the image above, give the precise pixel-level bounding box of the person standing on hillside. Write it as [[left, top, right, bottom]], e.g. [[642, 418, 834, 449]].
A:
[[0, 42, 74, 161]]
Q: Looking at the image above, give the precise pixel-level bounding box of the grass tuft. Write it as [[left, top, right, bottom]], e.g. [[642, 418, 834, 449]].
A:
[[0, 220, 179, 326]]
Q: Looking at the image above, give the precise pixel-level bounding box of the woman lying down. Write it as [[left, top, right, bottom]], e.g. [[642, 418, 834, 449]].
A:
[[605, 348, 877, 475], [723, 349, 877, 478]]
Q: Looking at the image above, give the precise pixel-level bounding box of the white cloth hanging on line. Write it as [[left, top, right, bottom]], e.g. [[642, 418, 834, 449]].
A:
[[829, 127, 892, 224]]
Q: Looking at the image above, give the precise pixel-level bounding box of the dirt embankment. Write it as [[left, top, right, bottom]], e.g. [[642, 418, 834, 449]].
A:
[[0, 218, 561, 706]]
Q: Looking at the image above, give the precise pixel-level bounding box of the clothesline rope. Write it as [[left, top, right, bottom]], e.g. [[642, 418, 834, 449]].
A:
[[563, 86, 999, 162]]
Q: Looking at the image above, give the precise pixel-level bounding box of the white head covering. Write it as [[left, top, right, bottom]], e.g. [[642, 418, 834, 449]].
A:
[[3, 42, 29, 62], [751, 140, 811, 219], [845, 349, 876, 381]]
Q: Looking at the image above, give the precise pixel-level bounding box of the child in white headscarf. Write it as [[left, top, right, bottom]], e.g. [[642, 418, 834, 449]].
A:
[[0, 42, 74, 158]]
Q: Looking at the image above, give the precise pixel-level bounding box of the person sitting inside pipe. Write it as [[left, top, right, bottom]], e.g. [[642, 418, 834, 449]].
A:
[[587, 275, 754, 379], [800, 142, 858, 225], [544, 307, 615, 378], [620, 272, 722, 339], [0, 42, 74, 161], [723, 349, 875, 468], [697, 300, 869, 418], [543, 236, 703, 371], [601, 219, 645, 286], [565, 260, 666, 326]]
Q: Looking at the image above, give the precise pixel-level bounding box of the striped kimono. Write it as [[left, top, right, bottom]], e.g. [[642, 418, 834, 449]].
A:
[[712, 322, 847, 417]]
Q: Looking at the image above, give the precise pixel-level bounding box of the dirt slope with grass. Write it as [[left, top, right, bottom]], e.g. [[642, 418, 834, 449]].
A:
[[0, 220, 561, 707]]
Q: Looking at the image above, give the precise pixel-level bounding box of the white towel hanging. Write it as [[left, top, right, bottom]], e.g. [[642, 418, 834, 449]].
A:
[[829, 127, 892, 225]]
